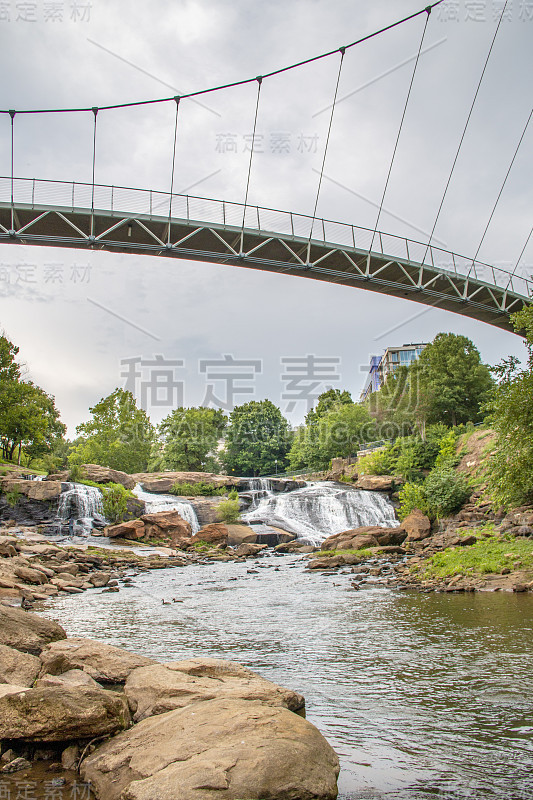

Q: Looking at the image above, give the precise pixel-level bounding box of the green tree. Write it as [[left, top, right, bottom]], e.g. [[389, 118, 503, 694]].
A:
[[486, 305, 533, 508], [157, 407, 226, 472], [289, 401, 376, 471], [0, 335, 65, 464], [411, 333, 493, 429], [367, 365, 421, 438], [1, 381, 65, 464], [305, 388, 352, 424], [222, 400, 291, 477], [69, 388, 154, 473]]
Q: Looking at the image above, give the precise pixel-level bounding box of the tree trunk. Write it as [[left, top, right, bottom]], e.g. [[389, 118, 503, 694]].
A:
[[17, 442, 22, 465]]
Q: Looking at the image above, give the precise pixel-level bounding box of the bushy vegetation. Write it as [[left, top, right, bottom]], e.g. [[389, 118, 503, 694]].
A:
[[101, 483, 130, 524], [485, 305, 533, 509], [358, 425, 459, 483], [398, 482, 429, 519], [399, 467, 470, 521], [217, 498, 241, 524], [4, 489, 22, 507], [170, 481, 226, 497]]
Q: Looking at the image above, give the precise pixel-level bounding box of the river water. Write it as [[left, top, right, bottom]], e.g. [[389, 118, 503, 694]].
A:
[[40, 554, 533, 800]]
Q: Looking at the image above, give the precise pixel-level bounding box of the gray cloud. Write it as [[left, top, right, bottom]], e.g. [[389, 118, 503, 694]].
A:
[[0, 0, 531, 433]]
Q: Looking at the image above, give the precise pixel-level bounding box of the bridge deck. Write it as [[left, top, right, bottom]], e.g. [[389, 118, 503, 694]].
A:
[[0, 178, 530, 333]]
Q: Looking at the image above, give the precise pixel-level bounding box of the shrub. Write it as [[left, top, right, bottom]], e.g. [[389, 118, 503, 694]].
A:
[[102, 484, 129, 524], [4, 489, 21, 508], [398, 482, 429, 520], [434, 429, 459, 469], [424, 467, 470, 519], [227, 488, 239, 500], [217, 499, 241, 524], [170, 481, 225, 497], [357, 446, 395, 476], [69, 464, 84, 483]]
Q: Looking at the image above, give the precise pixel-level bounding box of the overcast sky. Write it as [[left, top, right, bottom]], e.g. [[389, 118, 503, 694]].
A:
[[0, 0, 532, 435]]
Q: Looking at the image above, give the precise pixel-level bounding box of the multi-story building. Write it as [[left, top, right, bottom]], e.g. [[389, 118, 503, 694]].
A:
[[360, 343, 428, 400]]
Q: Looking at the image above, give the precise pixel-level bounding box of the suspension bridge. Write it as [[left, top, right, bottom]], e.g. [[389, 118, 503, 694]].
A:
[[0, 2, 531, 333]]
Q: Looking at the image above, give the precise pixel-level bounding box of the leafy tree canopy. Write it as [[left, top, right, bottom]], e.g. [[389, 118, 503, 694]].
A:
[[0, 334, 65, 464], [289, 401, 376, 472], [154, 406, 227, 473], [222, 400, 292, 477], [69, 388, 154, 474], [305, 388, 352, 425], [486, 305, 533, 508], [413, 333, 493, 428]]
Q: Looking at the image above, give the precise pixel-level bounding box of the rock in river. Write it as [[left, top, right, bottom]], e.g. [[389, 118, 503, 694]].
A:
[[0, 685, 131, 741], [125, 657, 305, 722], [39, 637, 157, 684], [0, 605, 66, 655], [81, 697, 339, 800]]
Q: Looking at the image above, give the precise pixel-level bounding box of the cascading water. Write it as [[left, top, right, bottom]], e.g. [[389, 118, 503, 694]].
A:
[[242, 481, 399, 546], [132, 484, 200, 534], [245, 477, 274, 506], [56, 483, 105, 536]]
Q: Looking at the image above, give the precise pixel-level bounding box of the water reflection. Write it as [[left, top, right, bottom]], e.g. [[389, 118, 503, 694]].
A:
[[40, 555, 533, 800]]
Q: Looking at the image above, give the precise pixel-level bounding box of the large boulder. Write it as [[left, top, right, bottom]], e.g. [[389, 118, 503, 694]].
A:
[[35, 668, 102, 689], [131, 472, 243, 493], [189, 523, 228, 548], [0, 606, 66, 655], [140, 512, 193, 546], [14, 566, 49, 585], [234, 542, 268, 557], [39, 637, 157, 684], [321, 526, 405, 552], [355, 475, 397, 492], [125, 657, 305, 722], [0, 684, 130, 741], [26, 481, 62, 501], [0, 478, 62, 501], [105, 520, 146, 540], [80, 465, 135, 491], [225, 524, 257, 547], [81, 698, 339, 800], [403, 509, 432, 542], [0, 644, 41, 687]]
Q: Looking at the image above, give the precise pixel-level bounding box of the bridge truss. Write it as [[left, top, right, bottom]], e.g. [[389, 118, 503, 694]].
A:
[[0, 177, 530, 333]]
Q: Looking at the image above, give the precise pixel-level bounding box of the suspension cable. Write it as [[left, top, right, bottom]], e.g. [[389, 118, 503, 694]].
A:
[[167, 96, 181, 246], [421, 0, 508, 266], [9, 110, 15, 231], [0, 2, 445, 117], [90, 107, 98, 237], [370, 6, 431, 254], [471, 104, 533, 267], [240, 77, 263, 253], [306, 48, 345, 265], [507, 224, 533, 290]]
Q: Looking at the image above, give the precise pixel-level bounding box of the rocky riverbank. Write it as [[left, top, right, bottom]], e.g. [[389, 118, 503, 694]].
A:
[[0, 604, 339, 799], [306, 496, 533, 594]]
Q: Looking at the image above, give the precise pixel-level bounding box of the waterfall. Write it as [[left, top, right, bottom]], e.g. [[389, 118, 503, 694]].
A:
[[242, 481, 398, 546], [56, 483, 105, 536], [132, 484, 200, 534], [245, 477, 275, 506]]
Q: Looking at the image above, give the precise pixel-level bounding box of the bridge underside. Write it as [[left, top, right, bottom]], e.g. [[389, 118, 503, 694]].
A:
[[0, 203, 529, 333]]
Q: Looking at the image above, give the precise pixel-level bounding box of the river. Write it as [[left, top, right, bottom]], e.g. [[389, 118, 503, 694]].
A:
[[40, 553, 533, 800]]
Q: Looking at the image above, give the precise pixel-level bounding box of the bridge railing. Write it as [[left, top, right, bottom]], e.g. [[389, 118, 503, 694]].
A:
[[1, 176, 531, 299]]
